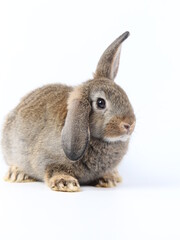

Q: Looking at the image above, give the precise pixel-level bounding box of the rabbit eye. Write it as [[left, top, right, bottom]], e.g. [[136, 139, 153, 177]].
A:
[[96, 98, 106, 109]]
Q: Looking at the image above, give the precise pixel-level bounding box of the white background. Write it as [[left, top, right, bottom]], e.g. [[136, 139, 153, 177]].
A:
[[0, 0, 180, 239]]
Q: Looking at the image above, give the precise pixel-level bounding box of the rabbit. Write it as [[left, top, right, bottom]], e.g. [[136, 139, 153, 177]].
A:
[[1, 31, 136, 192]]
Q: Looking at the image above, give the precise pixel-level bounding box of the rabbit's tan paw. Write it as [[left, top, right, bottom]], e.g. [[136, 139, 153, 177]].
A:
[[96, 171, 122, 188], [96, 178, 117, 188], [4, 166, 36, 183], [47, 174, 80, 192]]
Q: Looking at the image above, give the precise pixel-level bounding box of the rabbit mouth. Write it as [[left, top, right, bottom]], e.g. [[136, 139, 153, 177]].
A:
[[104, 134, 130, 143]]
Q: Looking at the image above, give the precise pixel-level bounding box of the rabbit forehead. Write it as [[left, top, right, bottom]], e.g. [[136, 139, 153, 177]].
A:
[[89, 79, 127, 98], [89, 82, 130, 109], [89, 84, 134, 124], [90, 90, 107, 101]]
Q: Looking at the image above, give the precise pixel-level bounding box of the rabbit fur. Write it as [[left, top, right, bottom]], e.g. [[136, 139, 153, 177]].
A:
[[2, 32, 136, 192]]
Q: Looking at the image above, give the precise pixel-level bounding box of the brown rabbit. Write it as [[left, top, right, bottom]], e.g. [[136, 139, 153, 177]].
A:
[[2, 32, 136, 192]]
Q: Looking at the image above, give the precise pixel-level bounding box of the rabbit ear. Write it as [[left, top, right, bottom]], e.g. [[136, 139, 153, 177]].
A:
[[94, 31, 130, 81], [61, 95, 91, 161]]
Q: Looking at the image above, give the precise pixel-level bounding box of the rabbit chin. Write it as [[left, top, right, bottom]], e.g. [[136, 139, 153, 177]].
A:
[[104, 134, 130, 143]]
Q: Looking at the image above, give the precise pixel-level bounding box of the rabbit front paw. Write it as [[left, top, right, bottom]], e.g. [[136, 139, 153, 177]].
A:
[[96, 171, 122, 188], [96, 178, 117, 188], [47, 174, 80, 192]]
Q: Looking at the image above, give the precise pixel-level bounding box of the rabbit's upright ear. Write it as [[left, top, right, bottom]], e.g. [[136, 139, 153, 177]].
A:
[[61, 91, 91, 161], [94, 31, 130, 81]]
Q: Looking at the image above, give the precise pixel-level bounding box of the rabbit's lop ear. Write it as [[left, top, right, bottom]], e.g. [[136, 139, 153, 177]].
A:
[[95, 31, 130, 81], [61, 96, 91, 161]]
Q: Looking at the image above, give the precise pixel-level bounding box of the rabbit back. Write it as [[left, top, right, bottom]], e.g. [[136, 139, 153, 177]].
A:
[[2, 84, 72, 180]]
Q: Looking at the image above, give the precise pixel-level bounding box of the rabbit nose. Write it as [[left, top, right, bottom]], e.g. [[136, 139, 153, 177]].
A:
[[123, 123, 130, 131], [119, 122, 131, 133]]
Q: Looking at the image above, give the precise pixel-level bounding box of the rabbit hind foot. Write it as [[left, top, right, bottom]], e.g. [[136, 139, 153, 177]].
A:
[[4, 166, 36, 183]]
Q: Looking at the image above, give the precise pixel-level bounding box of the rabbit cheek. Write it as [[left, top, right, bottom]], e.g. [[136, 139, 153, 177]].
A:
[[104, 122, 123, 139], [103, 117, 133, 142], [89, 114, 105, 139]]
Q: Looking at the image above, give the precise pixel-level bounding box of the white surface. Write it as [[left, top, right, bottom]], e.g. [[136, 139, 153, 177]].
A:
[[0, 0, 180, 239], [0, 180, 179, 240]]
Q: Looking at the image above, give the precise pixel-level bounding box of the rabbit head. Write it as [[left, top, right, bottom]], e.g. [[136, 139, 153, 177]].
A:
[[62, 32, 136, 161]]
